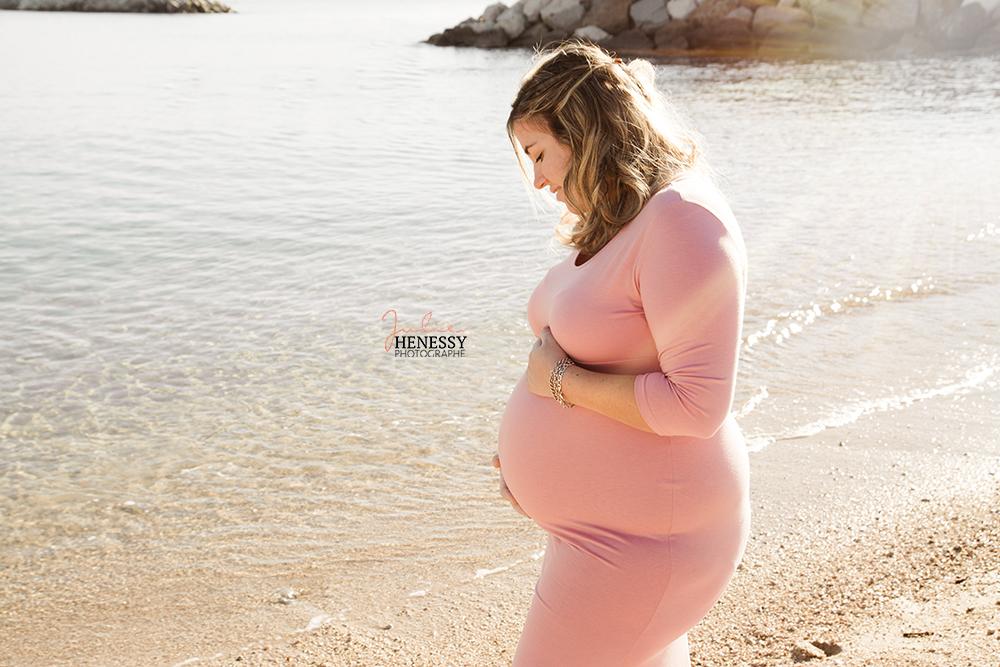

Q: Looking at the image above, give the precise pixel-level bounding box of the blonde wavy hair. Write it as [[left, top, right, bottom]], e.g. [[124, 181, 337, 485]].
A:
[[506, 40, 717, 258]]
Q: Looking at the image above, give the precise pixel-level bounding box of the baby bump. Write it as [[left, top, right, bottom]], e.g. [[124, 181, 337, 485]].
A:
[[498, 373, 679, 535], [498, 375, 751, 538]]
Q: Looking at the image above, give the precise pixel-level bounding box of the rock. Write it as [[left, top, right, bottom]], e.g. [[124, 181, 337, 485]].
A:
[[630, 0, 670, 32], [509, 19, 544, 44], [117, 500, 147, 514], [973, 19, 1000, 50], [862, 0, 919, 33], [509, 20, 571, 47], [9, 0, 231, 10], [752, 5, 812, 35], [458, 16, 501, 33], [541, 0, 586, 31], [724, 6, 754, 25], [23, 0, 86, 7], [573, 24, 612, 41], [276, 588, 298, 605], [601, 26, 655, 48], [581, 0, 631, 34], [918, 0, 963, 30], [753, 5, 813, 54], [653, 19, 691, 47], [688, 0, 741, 22], [427, 22, 511, 47], [666, 0, 697, 20], [811, 640, 843, 657], [427, 0, 997, 57], [497, 5, 528, 38], [966, 0, 1000, 19], [687, 16, 754, 48], [523, 0, 545, 22], [800, 0, 864, 28], [791, 639, 828, 661], [931, 1, 989, 48], [482, 1, 508, 23]]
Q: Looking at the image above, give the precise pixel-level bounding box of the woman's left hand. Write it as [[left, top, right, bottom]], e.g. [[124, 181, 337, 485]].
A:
[[527, 326, 572, 399]]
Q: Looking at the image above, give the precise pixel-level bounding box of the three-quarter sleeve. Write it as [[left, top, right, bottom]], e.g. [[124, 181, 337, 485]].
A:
[[632, 199, 746, 439]]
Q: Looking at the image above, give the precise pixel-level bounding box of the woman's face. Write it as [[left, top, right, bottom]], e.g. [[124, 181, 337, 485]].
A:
[[512, 118, 576, 214]]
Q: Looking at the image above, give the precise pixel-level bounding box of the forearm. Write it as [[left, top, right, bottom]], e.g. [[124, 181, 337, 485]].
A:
[[558, 364, 656, 434]]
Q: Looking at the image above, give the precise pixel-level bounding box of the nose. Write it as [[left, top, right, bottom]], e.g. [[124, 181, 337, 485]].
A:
[[533, 171, 546, 190]]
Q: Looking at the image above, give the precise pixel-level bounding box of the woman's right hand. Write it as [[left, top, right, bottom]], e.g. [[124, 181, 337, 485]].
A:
[[492, 453, 529, 518]]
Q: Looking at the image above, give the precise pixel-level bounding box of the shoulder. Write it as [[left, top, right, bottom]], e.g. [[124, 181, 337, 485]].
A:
[[638, 172, 746, 263]]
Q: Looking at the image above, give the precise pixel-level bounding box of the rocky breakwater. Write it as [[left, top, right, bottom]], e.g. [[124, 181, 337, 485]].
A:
[[0, 0, 232, 11], [425, 0, 1000, 58]]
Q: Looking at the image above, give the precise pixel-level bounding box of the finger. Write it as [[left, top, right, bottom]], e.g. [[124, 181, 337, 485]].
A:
[[508, 496, 529, 517], [500, 480, 516, 502], [502, 488, 528, 516], [500, 484, 515, 503], [499, 480, 529, 517]]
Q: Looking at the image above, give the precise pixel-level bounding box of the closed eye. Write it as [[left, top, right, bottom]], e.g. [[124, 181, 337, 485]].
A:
[[535, 153, 543, 163]]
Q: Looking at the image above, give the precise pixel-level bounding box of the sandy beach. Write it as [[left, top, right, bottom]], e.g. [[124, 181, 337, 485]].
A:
[[3, 5, 999, 664], [187, 382, 1000, 667]]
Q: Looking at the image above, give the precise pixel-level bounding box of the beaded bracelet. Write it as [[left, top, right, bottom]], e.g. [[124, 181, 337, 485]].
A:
[[549, 357, 576, 408]]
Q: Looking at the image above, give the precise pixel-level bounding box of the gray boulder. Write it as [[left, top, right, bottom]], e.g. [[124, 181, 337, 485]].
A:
[[970, 0, 1000, 19], [654, 19, 691, 48], [688, 0, 741, 22], [752, 5, 813, 36], [630, 0, 670, 32], [7, 0, 230, 10], [601, 25, 655, 48], [581, 0, 631, 34], [573, 24, 613, 41], [800, 0, 864, 28], [428, 19, 511, 47], [666, 0, 697, 21], [917, 0, 963, 30], [861, 0, 919, 33], [973, 19, 1000, 50], [522, 0, 545, 22], [686, 16, 754, 49], [725, 6, 753, 25], [753, 5, 814, 54], [877, 30, 940, 56], [931, 1, 989, 47], [541, 0, 586, 31], [509, 20, 571, 47], [482, 2, 507, 23], [497, 5, 528, 38]]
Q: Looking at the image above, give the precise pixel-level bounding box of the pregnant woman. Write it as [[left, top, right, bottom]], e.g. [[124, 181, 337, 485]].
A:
[[493, 42, 751, 666]]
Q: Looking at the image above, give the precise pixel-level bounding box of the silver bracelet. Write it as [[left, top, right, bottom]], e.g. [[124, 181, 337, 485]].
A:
[[549, 357, 576, 408]]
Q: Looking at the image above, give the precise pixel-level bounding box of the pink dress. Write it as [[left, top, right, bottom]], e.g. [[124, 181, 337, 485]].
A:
[[497, 170, 751, 666]]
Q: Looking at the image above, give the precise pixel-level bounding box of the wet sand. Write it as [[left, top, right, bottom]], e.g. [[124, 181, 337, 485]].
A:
[[189, 384, 1000, 666]]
